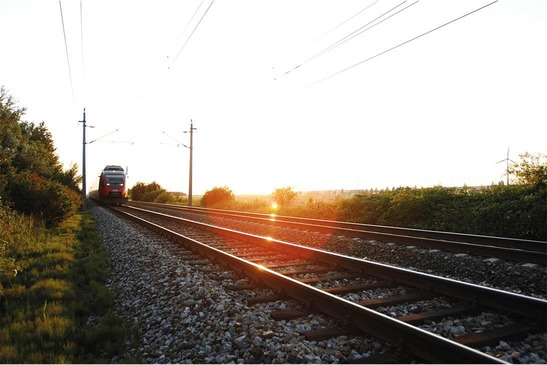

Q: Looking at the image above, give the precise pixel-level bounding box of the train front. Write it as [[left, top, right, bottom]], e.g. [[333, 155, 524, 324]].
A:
[[98, 165, 128, 204]]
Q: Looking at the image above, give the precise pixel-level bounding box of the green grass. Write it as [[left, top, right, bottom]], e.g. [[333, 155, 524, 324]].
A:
[[0, 208, 138, 363]]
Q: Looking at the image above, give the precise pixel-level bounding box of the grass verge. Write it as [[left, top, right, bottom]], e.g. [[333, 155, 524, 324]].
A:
[[0, 210, 139, 363]]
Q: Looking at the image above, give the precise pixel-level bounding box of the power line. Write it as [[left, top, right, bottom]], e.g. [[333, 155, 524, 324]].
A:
[[80, 0, 86, 104], [58, 0, 75, 103], [168, 0, 205, 58], [319, 1, 419, 65], [169, 0, 215, 69], [285, 0, 410, 76], [307, 0, 498, 89], [298, 1, 379, 55]]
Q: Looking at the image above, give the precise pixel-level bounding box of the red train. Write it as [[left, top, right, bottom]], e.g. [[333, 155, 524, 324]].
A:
[[96, 165, 128, 204]]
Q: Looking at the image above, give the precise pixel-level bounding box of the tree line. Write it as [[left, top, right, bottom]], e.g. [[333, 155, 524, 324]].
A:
[[1, 87, 81, 227], [131, 154, 546, 241], [128, 181, 186, 204], [292, 154, 546, 240]]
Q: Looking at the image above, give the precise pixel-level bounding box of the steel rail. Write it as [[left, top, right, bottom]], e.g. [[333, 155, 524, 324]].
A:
[[125, 201, 547, 264], [110, 205, 508, 364], [119, 204, 547, 321], [111, 205, 546, 363]]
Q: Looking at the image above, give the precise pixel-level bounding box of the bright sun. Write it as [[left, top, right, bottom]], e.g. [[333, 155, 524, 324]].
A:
[[271, 202, 278, 209]]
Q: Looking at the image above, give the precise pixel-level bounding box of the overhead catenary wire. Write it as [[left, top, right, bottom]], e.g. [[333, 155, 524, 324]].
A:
[[80, 0, 86, 105], [295, 0, 379, 56], [317, 1, 419, 67], [168, 0, 205, 58], [162, 131, 188, 148], [307, 0, 499, 89], [58, 0, 76, 104], [168, 0, 215, 69], [142, 1, 212, 101], [285, 0, 411, 76], [88, 129, 118, 144]]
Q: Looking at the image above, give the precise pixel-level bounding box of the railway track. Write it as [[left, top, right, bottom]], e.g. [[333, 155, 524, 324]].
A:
[[125, 201, 547, 265], [107, 203, 547, 363]]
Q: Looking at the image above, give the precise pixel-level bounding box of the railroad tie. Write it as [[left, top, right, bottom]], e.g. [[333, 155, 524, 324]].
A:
[[270, 309, 308, 321], [357, 291, 436, 309], [455, 322, 540, 348], [245, 295, 280, 305], [396, 305, 478, 325], [300, 326, 361, 341]]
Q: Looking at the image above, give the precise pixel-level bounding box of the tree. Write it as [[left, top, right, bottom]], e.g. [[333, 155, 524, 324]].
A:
[[200, 186, 234, 207], [271, 186, 298, 207], [55, 163, 82, 193], [0, 87, 81, 225], [0, 87, 26, 198], [508, 152, 547, 187], [128, 181, 166, 201]]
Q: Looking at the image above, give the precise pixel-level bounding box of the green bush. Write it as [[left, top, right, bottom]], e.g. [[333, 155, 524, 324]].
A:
[[335, 185, 546, 240], [271, 187, 299, 207], [200, 186, 235, 207], [129, 181, 164, 201], [467, 185, 547, 239], [141, 189, 165, 202], [154, 191, 175, 204], [8, 172, 81, 227], [338, 191, 392, 223]]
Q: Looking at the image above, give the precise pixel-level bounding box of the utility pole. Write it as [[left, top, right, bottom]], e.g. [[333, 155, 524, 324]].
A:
[[77, 111, 120, 208], [163, 124, 195, 205], [78, 108, 87, 207], [189, 120, 197, 206], [184, 120, 197, 206]]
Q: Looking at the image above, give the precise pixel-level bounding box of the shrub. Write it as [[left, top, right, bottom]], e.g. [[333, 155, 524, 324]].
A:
[[129, 181, 165, 201], [8, 172, 81, 227], [335, 185, 546, 240], [271, 187, 299, 207], [154, 191, 175, 204], [141, 189, 165, 202], [200, 186, 235, 207]]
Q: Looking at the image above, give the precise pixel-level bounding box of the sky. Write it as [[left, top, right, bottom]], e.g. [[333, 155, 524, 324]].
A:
[[1, 0, 546, 196]]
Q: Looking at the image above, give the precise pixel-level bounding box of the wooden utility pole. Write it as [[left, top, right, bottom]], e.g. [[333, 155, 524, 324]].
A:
[[185, 120, 197, 206], [78, 108, 87, 206]]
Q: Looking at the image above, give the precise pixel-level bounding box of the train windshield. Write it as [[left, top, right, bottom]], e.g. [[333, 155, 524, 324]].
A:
[[104, 172, 124, 186]]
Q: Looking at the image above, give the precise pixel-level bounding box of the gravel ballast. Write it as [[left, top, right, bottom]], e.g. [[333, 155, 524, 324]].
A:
[[92, 204, 546, 363], [92, 205, 391, 363]]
